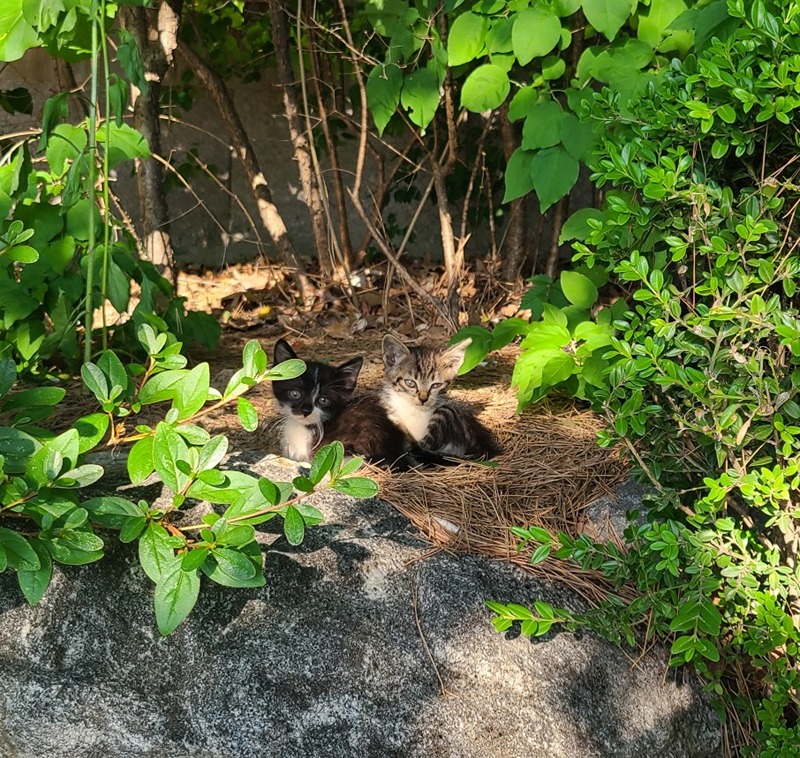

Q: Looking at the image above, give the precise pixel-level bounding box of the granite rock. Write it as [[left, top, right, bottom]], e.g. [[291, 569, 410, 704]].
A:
[[0, 454, 721, 757]]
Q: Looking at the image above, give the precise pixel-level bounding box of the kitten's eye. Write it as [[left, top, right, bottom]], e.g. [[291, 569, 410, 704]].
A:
[[430, 382, 443, 390], [404, 379, 417, 389], [317, 396, 330, 407], [288, 390, 302, 400]]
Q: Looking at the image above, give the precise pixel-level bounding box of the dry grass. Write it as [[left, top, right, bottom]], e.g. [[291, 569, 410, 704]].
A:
[[372, 349, 632, 604]]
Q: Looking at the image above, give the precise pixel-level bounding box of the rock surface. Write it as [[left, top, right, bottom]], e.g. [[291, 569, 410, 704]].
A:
[[0, 454, 721, 757]]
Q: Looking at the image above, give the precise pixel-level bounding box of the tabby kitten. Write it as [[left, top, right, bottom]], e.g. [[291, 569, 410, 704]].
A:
[[381, 334, 501, 461], [271, 339, 362, 462]]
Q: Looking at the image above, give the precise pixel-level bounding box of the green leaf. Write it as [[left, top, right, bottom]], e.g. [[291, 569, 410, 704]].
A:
[[212, 547, 256, 580], [97, 349, 128, 397], [366, 64, 403, 136], [0, 359, 16, 398], [0, 0, 40, 63], [17, 538, 52, 605], [461, 64, 510, 113], [338, 457, 364, 478], [512, 7, 561, 65], [540, 353, 576, 387], [174, 363, 210, 421], [529, 543, 551, 565], [560, 270, 598, 308], [508, 86, 537, 122], [138, 522, 176, 583], [201, 539, 264, 588], [37, 91, 68, 151], [237, 396, 258, 432], [266, 358, 306, 381], [4, 244, 38, 263], [559, 208, 604, 244], [181, 547, 209, 572], [46, 123, 86, 175], [0, 527, 39, 570], [531, 146, 579, 212], [711, 137, 728, 159], [81, 362, 109, 402], [521, 101, 564, 150], [216, 523, 256, 547], [503, 148, 536, 203], [25, 429, 76, 486], [491, 318, 529, 350], [447, 12, 487, 65], [293, 475, 315, 493], [332, 477, 380, 499], [97, 122, 150, 168], [196, 435, 228, 473], [75, 413, 110, 453], [154, 559, 200, 635], [152, 423, 191, 494], [44, 529, 104, 565], [138, 369, 188, 405], [128, 435, 155, 485], [83, 496, 139, 528], [637, 0, 690, 51], [583, 0, 632, 41], [52, 463, 104, 488], [541, 55, 566, 81], [116, 28, 148, 93], [310, 441, 343, 485], [119, 516, 146, 543], [0, 427, 40, 474], [560, 114, 595, 162], [401, 68, 440, 131], [552, 0, 581, 15], [293, 504, 324, 526], [283, 504, 305, 546], [450, 326, 493, 374]]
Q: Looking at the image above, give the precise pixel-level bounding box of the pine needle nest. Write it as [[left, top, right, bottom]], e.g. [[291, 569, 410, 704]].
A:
[[371, 347, 632, 605]]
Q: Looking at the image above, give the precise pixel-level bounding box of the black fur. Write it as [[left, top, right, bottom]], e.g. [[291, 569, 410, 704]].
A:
[[272, 338, 362, 424], [321, 393, 411, 467], [273, 339, 409, 468]]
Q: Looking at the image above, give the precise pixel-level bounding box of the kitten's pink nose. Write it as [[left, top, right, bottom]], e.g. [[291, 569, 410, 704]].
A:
[[419, 392, 429, 404]]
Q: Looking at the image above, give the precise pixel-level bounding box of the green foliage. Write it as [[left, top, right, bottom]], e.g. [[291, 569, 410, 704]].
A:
[[0, 330, 379, 635], [0, 0, 218, 375], [360, 0, 687, 215], [489, 1, 800, 751], [453, 265, 616, 407]]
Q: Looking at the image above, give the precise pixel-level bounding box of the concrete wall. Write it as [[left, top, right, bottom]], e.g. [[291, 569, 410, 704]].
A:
[[1, 48, 474, 269]]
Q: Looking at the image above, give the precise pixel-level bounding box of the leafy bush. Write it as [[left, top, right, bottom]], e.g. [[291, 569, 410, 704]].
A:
[[489, 1, 800, 752], [0, 1, 218, 375], [453, 265, 626, 407], [0, 328, 378, 635]]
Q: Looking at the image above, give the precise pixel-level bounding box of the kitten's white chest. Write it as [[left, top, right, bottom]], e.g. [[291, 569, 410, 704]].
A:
[[383, 391, 433, 441], [282, 418, 315, 462]]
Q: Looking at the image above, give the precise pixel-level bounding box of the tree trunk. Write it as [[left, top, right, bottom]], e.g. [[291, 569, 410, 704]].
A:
[[122, 1, 182, 281], [434, 11, 463, 320], [267, 0, 332, 277], [177, 40, 314, 305], [499, 103, 528, 281], [309, 24, 353, 269], [545, 194, 569, 279]]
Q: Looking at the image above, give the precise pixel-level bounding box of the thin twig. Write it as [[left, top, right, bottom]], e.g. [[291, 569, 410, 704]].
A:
[[411, 574, 454, 697]]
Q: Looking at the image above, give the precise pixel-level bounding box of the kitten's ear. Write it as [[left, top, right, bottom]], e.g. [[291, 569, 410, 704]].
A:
[[382, 334, 410, 369], [274, 338, 297, 365], [440, 338, 472, 376], [337, 356, 364, 392]]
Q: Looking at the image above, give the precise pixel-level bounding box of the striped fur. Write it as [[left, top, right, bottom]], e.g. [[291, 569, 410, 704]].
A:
[[380, 335, 501, 461]]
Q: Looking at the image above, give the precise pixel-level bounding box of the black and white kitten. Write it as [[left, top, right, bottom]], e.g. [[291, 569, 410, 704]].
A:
[[272, 339, 362, 462], [381, 335, 501, 461]]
